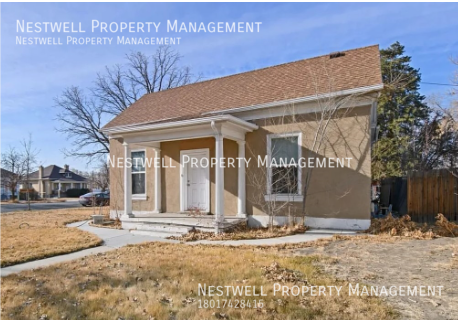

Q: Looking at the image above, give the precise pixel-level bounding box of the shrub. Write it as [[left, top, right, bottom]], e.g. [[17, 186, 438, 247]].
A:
[[19, 189, 38, 201], [65, 188, 90, 197]]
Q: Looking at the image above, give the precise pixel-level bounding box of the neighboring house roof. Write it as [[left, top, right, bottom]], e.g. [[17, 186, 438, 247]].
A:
[[28, 165, 87, 182], [103, 45, 383, 129], [1, 168, 14, 184], [1, 168, 13, 177]]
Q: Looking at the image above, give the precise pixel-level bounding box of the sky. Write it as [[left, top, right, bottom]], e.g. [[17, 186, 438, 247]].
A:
[[1, 2, 458, 172]]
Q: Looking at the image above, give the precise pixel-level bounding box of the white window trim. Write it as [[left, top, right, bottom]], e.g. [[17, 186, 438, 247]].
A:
[[265, 132, 303, 202], [131, 148, 147, 201]]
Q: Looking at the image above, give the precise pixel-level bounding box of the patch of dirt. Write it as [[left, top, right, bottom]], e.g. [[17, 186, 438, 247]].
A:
[[292, 237, 458, 320], [168, 224, 307, 242]]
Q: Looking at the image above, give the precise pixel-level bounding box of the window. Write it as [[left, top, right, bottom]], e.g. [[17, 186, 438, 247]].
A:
[[267, 133, 302, 199], [131, 150, 146, 195]]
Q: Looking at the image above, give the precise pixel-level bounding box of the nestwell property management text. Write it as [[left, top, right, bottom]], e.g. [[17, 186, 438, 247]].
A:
[[15, 20, 262, 45]]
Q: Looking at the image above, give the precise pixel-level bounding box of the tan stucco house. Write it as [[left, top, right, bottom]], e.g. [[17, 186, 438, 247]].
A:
[[27, 165, 88, 198], [102, 45, 383, 233]]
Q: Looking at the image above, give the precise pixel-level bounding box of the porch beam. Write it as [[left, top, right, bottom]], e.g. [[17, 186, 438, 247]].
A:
[[123, 142, 133, 217], [237, 140, 247, 217], [215, 135, 225, 230], [153, 147, 162, 213]]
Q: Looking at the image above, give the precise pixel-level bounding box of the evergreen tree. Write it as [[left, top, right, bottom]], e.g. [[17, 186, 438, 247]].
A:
[[372, 42, 430, 180]]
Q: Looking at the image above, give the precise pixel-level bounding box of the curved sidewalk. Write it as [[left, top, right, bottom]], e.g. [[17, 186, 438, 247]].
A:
[[1, 221, 355, 276]]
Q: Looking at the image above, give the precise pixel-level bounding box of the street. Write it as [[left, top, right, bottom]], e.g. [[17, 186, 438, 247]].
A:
[[1, 200, 82, 213]]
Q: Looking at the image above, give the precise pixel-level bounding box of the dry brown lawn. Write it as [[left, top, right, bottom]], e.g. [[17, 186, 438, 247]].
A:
[[1, 208, 103, 267], [1, 242, 395, 320]]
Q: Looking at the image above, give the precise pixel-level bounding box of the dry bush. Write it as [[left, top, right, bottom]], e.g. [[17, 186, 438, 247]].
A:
[[169, 224, 307, 242], [435, 214, 458, 237], [1, 208, 102, 267], [366, 213, 458, 239]]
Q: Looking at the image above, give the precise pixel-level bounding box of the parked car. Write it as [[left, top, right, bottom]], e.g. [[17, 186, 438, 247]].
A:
[[79, 192, 110, 206]]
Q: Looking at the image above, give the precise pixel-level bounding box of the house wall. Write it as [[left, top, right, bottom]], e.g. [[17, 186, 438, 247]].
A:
[[245, 104, 372, 228], [109, 104, 372, 229]]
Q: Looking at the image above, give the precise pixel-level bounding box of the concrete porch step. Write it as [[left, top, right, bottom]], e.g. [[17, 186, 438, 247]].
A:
[[134, 223, 193, 234], [121, 215, 247, 231], [130, 230, 183, 238], [128, 223, 193, 238]]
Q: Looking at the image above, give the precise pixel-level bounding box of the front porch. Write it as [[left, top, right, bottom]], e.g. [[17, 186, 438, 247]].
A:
[[107, 115, 259, 234], [120, 213, 247, 237]]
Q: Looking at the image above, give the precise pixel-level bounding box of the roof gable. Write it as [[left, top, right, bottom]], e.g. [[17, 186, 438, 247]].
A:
[[103, 45, 382, 129]]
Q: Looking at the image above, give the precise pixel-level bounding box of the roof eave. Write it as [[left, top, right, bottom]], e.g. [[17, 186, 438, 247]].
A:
[[101, 114, 258, 136]]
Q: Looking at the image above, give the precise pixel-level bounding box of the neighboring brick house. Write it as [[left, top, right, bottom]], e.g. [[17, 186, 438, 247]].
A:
[[27, 165, 88, 198], [101, 45, 383, 232]]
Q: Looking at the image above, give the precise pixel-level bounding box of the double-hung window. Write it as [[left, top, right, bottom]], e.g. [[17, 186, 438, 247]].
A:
[[131, 150, 146, 197], [267, 133, 302, 201]]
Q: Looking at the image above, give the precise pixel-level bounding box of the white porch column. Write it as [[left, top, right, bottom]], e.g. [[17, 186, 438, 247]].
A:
[[215, 135, 225, 230], [58, 182, 61, 198], [153, 147, 162, 213], [123, 142, 133, 217], [237, 140, 247, 217]]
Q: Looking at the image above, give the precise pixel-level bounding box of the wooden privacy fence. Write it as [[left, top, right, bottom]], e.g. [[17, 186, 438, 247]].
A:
[[407, 170, 458, 223]]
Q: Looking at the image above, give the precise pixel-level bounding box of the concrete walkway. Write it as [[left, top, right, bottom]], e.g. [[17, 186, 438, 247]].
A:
[[1, 221, 356, 277]]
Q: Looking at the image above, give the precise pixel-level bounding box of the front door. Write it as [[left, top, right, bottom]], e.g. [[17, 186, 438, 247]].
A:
[[181, 149, 210, 212]]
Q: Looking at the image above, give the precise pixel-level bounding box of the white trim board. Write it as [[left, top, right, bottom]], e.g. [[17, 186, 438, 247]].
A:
[[248, 215, 370, 231], [103, 114, 258, 135], [305, 216, 370, 230]]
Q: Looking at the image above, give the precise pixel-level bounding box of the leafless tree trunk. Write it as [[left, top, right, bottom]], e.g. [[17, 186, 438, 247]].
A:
[[21, 134, 39, 210], [55, 45, 199, 163]]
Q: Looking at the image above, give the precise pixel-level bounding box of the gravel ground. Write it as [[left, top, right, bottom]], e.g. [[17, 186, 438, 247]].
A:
[[292, 237, 458, 320]]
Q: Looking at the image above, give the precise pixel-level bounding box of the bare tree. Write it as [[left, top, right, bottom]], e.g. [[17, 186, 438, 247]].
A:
[[298, 93, 363, 217], [414, 95, 458, 171], [246, 113, 302, 230], [21, 134, 39, 210], [87, 160, 110, 192], [413, 57, 458, 175], [55, 87, 109, 161], [55, 46, 199, 163], [1, 146, 24, 200]]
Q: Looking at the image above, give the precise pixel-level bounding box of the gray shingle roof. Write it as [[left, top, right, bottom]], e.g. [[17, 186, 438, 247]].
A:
[[29, 165, 87, 182]]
